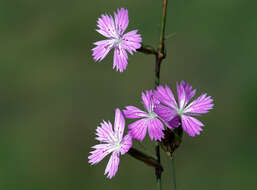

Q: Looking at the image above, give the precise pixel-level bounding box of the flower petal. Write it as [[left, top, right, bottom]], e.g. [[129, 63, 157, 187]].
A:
[[114, 8, 129, 35], [113, 48, 128, 72], [95, 120, 115, 143], [166, 115, 180, 129], [154, 104, 177, 122], [123, 106, 148, 119], [121, 30, 142, 55], [114, 108, 125, 142], [92, 39, 114, 62], [104, 152, 120, 179], [148, 118, 164, 141], [128, 118, 148, 141], [176, 82, 187, 110], [180, 81, 196, 105], [154, 104, 180, 128], [88, 144, 110, 165], [181, 115, 204, 137], [120, 134, 133, 155], [141, 90, 154, 112], [184, 93, 214, 114], [154, 85, 178, 110], [96, 14, 117, 38]]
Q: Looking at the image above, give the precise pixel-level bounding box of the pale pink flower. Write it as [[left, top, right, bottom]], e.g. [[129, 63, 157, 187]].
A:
[[88, 109, 132, 178], [92, 8, 142, 72]]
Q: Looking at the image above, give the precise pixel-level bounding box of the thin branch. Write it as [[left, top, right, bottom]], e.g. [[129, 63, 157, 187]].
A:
[[128, 148, 163, 171], [138, 44, 157, 55]]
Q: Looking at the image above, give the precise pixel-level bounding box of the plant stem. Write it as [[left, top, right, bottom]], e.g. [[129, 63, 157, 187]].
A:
[[171, 157, 177, 190], [158, 0, 168, 57], [155, 0, 168, 87], [154, 0, 168, 189], [138, 44, 157, 55], [128, 148, 163, 171], [155, 142, 162, 190]]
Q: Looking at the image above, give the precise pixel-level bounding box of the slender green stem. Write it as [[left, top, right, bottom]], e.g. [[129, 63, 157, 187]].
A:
[[154, 0, 168, 189], [171, 157, 177, 190], [159, 0, 168, 52]]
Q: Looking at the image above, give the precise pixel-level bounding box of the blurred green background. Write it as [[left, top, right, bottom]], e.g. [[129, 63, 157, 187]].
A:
[[0, 0, 257, 189]]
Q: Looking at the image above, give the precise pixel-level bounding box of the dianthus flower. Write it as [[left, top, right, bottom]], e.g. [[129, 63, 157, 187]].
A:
[[92, 8, 142, 72], [154, 81, 214, 136], [123, 90, 164, 141], [88, 109, 132, 178]]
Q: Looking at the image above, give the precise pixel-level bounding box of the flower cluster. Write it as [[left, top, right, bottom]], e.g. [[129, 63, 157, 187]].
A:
[[89, 80, 214, 178], [90, 7, 214, 180]]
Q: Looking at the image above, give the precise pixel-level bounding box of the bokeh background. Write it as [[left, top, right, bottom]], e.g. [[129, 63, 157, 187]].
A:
[[1, 0, 257, 189]]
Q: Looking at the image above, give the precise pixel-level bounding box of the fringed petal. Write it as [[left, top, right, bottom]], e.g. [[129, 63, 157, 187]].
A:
[[113, 48, 128, 72], [121, 30, 142, 55], [114, 8, 129, 35], [181, 115, 204, 137], [148, 118, 164, 141], [154, 85, 178, 110], [104, 152, 120, 179], [184, 93, 214, 114], [120, 134, 133, 155], [123, 106, 148, 119], [95, 120, 115, 143], [92, 39, 114, 62], [128, 118, 148, 141], [96, 14, 117, 38], [114, 108, 125, 142], [88, 144, 110, 165]]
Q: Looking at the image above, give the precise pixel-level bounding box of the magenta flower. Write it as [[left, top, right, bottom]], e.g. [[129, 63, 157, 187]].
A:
[[92, 8, 142, 72], [88, 109, 132, 179], [123, 90, 164, 141], [154, 81, 214, 137]]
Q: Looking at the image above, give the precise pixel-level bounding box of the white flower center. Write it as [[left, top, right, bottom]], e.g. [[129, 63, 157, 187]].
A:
[[148, 112, 157, 119], [113, 142, 121, 150], [177, 107, 185, 116], [113, 37, 123, 47], [108, 142, 121, 153]]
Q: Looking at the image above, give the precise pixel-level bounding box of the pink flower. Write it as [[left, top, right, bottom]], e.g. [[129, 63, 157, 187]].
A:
[[92, 8, 142, 72], [123, 90, 164, 141], [88, 109, 132, 179], [154, 81, 214, 137]]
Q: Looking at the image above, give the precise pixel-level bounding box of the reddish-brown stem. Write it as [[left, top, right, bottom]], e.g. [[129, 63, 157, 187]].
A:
[[154, 0, 168, 189]]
